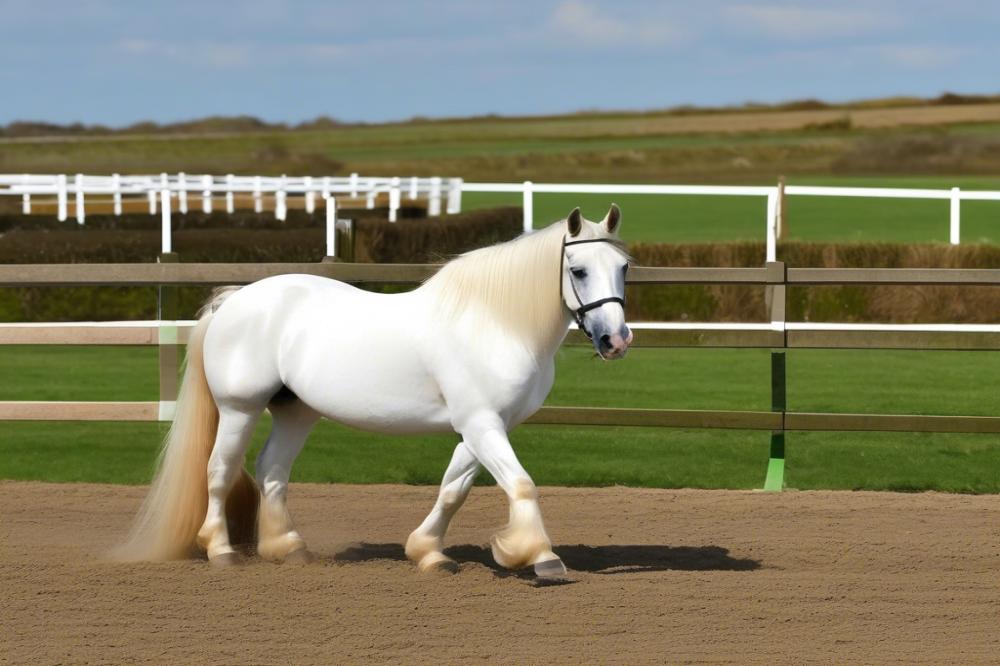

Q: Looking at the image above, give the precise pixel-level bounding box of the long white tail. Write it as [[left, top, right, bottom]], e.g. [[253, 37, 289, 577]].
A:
[[114, 289, 258, 561]]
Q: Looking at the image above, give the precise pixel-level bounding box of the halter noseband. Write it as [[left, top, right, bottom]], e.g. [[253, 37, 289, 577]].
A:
[[561, 237, 626, 340]]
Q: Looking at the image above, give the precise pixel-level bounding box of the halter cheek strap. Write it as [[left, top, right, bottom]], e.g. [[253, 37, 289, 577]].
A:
[[561, 237, 626, 339]]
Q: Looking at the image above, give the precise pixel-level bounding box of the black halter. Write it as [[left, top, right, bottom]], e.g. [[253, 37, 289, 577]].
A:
[[561, 237, 626, 340]]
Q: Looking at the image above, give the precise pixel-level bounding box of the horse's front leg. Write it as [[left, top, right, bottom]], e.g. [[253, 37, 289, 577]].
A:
[[462, 418, 566, 576], [406, 440, 480, 573]]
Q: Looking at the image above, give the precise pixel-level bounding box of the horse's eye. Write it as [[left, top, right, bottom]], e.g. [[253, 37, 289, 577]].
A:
[[622, 264, 629, 275], [571, 268, 587, 279]]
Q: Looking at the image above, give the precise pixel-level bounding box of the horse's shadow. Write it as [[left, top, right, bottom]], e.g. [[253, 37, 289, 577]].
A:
[[332, 542, 761, 576]]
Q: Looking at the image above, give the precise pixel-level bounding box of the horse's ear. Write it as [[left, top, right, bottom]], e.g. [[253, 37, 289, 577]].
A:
[[604, 203, 621, 235], [567, 207, 582, 237]]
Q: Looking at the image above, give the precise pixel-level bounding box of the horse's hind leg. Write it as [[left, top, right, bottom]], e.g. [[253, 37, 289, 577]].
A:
[[406, 441, 480, 573], [256, 399, 320, 563], [197, 406, 261, 565]]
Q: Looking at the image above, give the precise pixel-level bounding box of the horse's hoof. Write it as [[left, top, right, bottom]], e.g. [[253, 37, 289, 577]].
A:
[[417, 551, 459, 576], [283, 548, 315, 565], [533, 556, 567, 578], [210, 551, 243, 568]]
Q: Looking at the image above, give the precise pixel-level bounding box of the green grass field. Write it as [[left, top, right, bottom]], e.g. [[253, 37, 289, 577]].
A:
[[2, 345, 998, 492], [464, 175, 1000, 244]]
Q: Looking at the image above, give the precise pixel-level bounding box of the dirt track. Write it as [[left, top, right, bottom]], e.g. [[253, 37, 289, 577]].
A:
[[2, 481, 1000, 664]]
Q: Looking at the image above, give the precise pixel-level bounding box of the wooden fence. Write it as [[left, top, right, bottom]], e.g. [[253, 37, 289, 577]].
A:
[[3, 261, 1000, 490]]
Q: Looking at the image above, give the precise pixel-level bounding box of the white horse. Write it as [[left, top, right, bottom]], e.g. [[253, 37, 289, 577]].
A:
[[116, 205, 632, 578]]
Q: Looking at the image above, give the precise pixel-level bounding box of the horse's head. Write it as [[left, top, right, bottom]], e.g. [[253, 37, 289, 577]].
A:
[[560, 204, 633, 360]]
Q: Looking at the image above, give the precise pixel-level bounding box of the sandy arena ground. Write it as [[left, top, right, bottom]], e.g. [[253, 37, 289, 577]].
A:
[[2, 481, 1000, 664]]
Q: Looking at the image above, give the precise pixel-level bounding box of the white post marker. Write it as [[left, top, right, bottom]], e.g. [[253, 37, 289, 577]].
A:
[[366, 190, 376, 210], [305, 176, 315, 214], [389, 176, 401, 222], [225, 174, 235, 214], [349, 172, 359, 198], [21, 174, 30, 214], [112, 173, 122, 216], [74, 173, 85, 224], [276, 174, 288, 221], [321, 176, 331, 200], [950, 187, 961, 245], [253, 175, 263, 213], [765, 190, 778, 262], [161, 189, 172, 254], [201, 174, 212, 214], [409, 176, 418, 200], [147, 178, 157, 215], [325, 196, 337, 257], [522, 180, 533, 233], [429, 176, 442, 216], [57, 174, 68, 221], [177, 172, 188, 214], [446, 177, 463, 214]]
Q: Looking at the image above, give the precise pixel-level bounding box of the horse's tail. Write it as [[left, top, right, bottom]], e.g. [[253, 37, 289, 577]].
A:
[[114, 287, 258, 561]]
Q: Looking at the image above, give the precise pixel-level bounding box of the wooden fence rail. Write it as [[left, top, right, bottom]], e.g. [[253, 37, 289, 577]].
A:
[[2, 260, 999, 490]]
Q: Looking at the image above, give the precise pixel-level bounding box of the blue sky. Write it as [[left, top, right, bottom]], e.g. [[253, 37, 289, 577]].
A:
[[1, 0, 997, 126]]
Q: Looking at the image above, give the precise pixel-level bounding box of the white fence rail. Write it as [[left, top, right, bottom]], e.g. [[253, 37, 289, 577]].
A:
[[4, 174, 1000, 261], [0, 172, 461, 224], [460, 180, 1000, 259]]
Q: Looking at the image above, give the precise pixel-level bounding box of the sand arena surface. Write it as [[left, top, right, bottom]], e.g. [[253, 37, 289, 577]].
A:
[[2, 481, 1000, 664]]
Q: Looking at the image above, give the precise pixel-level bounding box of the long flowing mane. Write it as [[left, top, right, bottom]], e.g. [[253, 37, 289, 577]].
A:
[[421, 222, 569, 353]]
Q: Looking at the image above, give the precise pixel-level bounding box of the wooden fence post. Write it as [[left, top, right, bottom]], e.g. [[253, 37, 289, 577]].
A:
[[763, 260, 787, 492], [157, 252, 180, 422]]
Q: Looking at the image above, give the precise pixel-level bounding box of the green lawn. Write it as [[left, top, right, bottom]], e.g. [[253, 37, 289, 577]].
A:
[[464, 175, 1000, 245], [2, 345, 998, 492]]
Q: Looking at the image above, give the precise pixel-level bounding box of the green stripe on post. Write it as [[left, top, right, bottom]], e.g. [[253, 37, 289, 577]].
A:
[[763, 351, 787, 492]]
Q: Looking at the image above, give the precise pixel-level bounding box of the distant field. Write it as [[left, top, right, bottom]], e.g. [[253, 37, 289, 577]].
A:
[[2, 100, 999, 184], [3, 345, 999, 493], [464, 175, 1000, 244]]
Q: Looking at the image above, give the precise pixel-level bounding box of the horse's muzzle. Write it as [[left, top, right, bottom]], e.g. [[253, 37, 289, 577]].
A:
[[597, 326, 632, 360]]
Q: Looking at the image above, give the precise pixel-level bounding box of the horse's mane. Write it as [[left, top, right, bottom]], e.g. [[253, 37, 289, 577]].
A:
[[422, 222, 569, 353]]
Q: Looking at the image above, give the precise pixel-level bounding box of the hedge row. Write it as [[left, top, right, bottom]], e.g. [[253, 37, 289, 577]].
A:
[[2, 210, 1000, 322], [0, 208, 522, 320]]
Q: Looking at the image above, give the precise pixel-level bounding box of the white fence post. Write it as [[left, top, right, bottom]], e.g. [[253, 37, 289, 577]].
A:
[[321, 176, 331, 200], [429, 176, 442, 216], [201, 174, 213, 214], [112, 173, 122, 216], [389, 176, 401, 222], [147, 178, 157, 215], [21, 174, 30, 214], [446, 177, 463, 214], [366, 190, 376, 209], [522, 180, 534, 233], [225, 174, 235, 214], [161, 189, 172, 254], [305, 176, 315, 214], [57, 174, 68, 221], [349, 172, 359, 198], [409, 176, 418, 200], [275, 174, 287, 221], [253, 175, 263, 213], [950, 187, 961, 245], [766, 190, 778, 262], [325, 196, 337, 257], [177, 172, 188, 214], [74, 173, 85, 225]]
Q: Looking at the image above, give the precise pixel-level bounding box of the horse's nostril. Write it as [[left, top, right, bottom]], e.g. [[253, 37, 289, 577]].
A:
[[600, 334, 612, 349]]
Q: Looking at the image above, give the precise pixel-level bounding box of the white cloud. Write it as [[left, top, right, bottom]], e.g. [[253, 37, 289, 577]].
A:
[[878, 45, 964, 68], [724, 4, 898, 39], [550, 1, 686, 48], [115, 39, 252, 68]]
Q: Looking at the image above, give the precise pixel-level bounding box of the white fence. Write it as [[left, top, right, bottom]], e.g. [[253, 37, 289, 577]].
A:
[[4, 174, 1000, 260], [462, 181, 1000, 260], [0, 173, 464, 224]]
